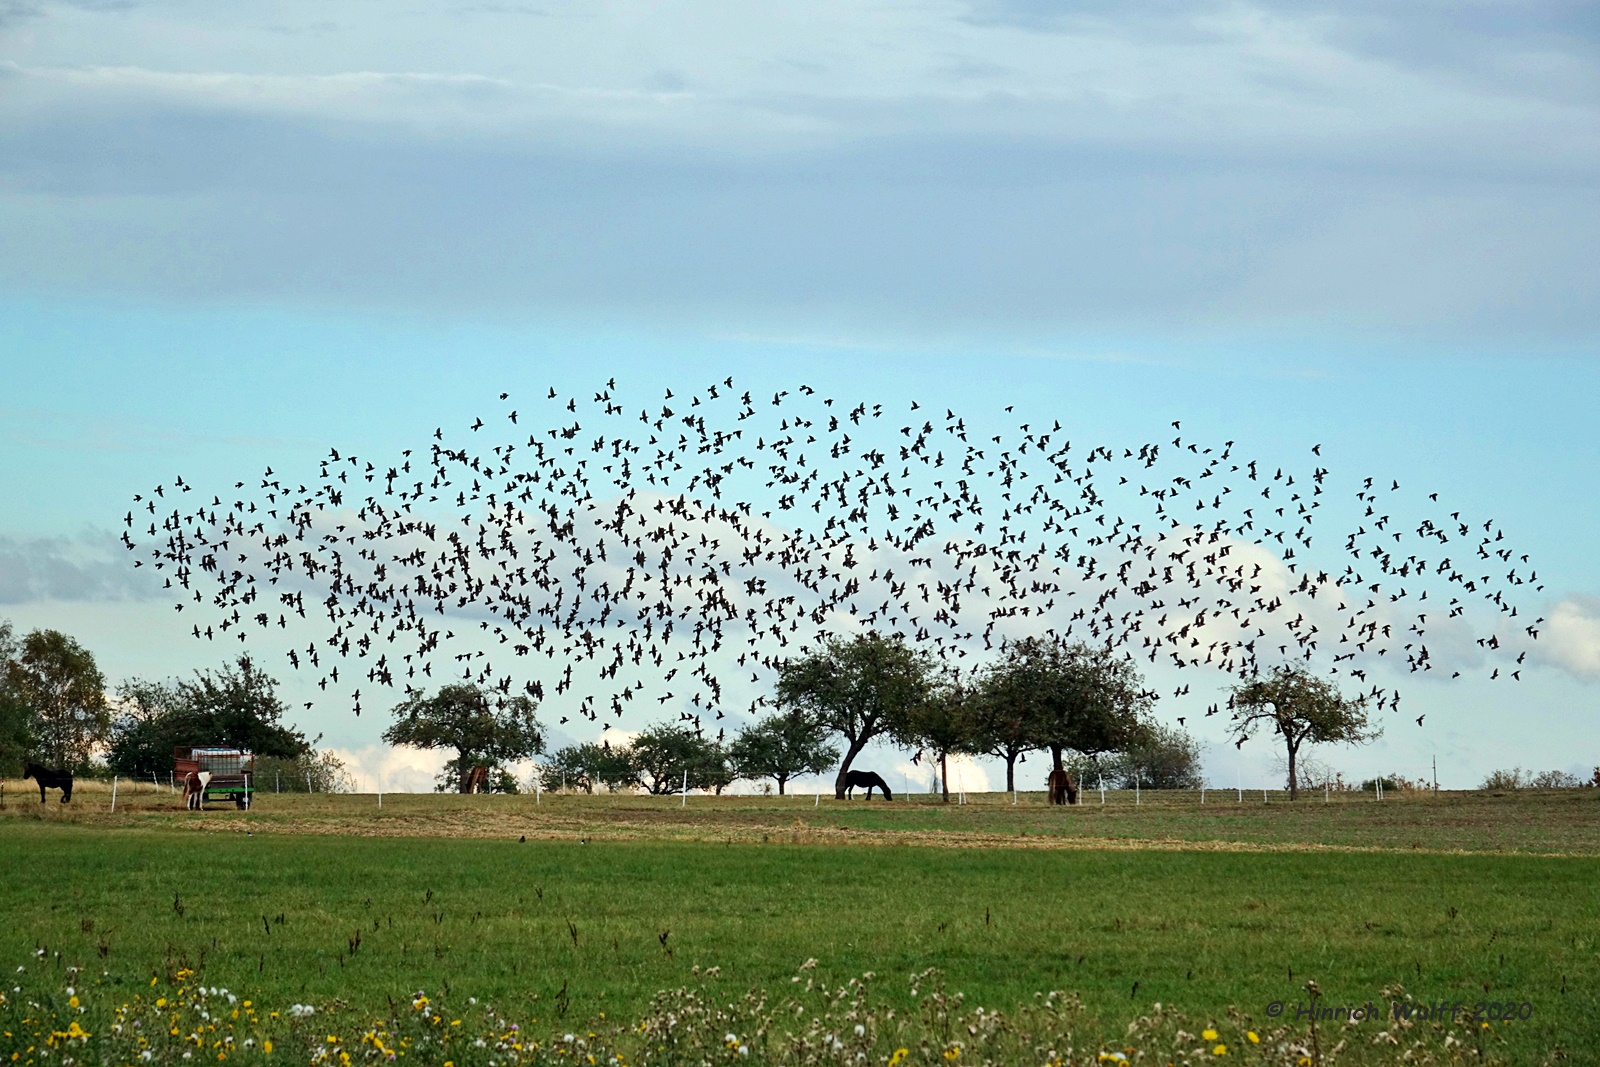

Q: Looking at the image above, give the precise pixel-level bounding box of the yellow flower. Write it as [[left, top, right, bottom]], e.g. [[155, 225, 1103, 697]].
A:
[[889, 1050, 910, 1067], [1202, 1029, 1218, 1041], [67, 997, 79, 1009], [944, 1048, 961, 1060], [1212, 1045, 1228, 1056], [263, 1040, 272, 1054], [156, 998, 168, 1008], [1246, 1032, 1259, 1044]]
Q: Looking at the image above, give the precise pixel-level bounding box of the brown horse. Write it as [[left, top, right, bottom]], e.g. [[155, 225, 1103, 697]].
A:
[[1047, 768, 1078, 806], [460, 765, 490, 794]]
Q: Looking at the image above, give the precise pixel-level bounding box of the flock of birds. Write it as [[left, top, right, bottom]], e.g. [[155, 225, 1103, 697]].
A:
[[122, 378, 1542, 735]]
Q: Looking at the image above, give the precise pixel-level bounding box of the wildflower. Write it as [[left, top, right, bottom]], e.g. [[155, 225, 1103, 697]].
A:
[[1202, 1029, 1218, 1041], [1246, 1032, 1259, 1044], [263, 1041, 272, 1054], [888, 1049, 910, 1067], [1213, 1045, 1228, 1056]]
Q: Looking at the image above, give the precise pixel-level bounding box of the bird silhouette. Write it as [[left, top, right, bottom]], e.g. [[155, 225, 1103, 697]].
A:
[[122, 378, 1539, 740]]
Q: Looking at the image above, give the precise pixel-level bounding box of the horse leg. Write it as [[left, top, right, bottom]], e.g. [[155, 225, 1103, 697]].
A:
[[61, 784, 72, 804], [38, 782, 46, 804]]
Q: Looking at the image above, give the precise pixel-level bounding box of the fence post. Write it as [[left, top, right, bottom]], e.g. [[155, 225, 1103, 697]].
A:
[[681, 770, 688, 808], [111, 775, 118, 813]]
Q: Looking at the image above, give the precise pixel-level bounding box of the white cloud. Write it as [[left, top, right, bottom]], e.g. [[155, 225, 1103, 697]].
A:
[[330, 743, 450, 793], [0, 530, 157, 604], [1536, 597, 1600, 681]]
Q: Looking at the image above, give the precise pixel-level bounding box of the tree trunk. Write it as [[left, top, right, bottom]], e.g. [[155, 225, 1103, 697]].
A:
[[834, 734, 869, 799], [776, 776, 786, 796], [1286, 738, 1299, 801], [1004, 751, 1016, 792], [940, 750, 950, 803]]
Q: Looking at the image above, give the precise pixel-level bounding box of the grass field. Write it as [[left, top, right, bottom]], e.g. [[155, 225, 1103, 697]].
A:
[[2, 785, 1596, 1062]]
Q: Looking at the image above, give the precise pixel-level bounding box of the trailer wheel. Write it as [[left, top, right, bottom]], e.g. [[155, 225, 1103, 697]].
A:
[[234, 795, 248, 810]]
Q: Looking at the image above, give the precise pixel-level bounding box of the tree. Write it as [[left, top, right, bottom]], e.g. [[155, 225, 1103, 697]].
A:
[[727, 711, 838, 795], [893, 675, 979, 803], [1229, 666, 1378, 800], [775, 632, 937, 799], [628, 723, 728, 795], [1101, 723, 1204, 790], [967, 668, 1039, 792], [984, 636, 1153, 803], [383, 684, 544, 792], [541, 740, 635, 793], [6, 628, 108, 771], [109, 655, 308, 776], [0, 621, 33, 776]]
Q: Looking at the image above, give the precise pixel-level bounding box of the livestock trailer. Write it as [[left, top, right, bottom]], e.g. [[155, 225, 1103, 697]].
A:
[[173, 747, 255, 809]]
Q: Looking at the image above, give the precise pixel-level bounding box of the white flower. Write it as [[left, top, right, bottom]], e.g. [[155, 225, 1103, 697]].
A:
[[141, 1052, 153, 1061], [65, 987, 75, 996], [564, 1034, 576, 1043], [855, 1024, 865, 1037]]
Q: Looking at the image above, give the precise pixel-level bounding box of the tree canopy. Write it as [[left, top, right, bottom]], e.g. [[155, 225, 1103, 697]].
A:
[[0, 621, 33, 776], [1229, 665, 1378, 800], [893, 674, 978, 803], [383, 684, 544, 792], [109, 655, 308, 775], [6, 628, 108, 771], [775, 632, 936, 798], [627, 723, 729, 795], [981, 636, 1154, 800], [727, 711, 838, 795], [541, 740, 635, 794]]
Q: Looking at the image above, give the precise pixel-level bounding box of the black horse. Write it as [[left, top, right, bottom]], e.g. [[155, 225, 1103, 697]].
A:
[[23, 762, 73, 804], [843, 770, 893, 800]]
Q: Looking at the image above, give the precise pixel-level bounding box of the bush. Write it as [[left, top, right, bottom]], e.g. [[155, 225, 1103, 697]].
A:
[[1528, 769, 1583, 789], [1101, 723, 1203, 789], [256, 750, 354, 794], [1480, 768, 1526, 790]]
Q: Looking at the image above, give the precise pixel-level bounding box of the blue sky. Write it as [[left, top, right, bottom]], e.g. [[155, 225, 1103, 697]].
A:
[[1, 0, 1596, 790]]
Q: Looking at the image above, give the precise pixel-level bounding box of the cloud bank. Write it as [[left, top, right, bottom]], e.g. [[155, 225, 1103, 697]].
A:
[[0, 531, 158, 604], [0, 0, 1593, 340]]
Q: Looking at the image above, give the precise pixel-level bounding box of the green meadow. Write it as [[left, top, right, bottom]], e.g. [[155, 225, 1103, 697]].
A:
[[1, 788, 1596, 1060]]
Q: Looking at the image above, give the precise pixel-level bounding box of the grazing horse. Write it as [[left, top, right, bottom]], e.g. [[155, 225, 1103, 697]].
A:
[[1047, 769, 1077, 806], [843, 770, 893, 800], [23, 762, 73, 804], [460, 765, 490, 794]]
